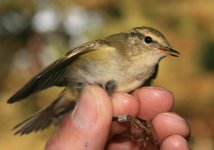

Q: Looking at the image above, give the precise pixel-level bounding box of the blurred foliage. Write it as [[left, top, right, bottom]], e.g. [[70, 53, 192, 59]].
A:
[[0, 0, 214, 149], [200, 41, 214, 72]]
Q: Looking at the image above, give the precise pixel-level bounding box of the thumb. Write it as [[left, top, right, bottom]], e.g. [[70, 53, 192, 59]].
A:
[[45, 85, 113, 150]]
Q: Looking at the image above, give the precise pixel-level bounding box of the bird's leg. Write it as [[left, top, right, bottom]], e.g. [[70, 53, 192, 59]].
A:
[[104, 80, 117, 96], [116, 115, 158, 147], [104, 80, 157, 146]]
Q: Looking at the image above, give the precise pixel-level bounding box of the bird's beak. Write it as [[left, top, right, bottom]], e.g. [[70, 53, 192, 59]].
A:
[[159, 46, 180, 57]]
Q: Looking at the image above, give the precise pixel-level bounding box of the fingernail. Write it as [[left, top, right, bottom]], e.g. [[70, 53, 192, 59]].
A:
[[133, 86, 172, 97], [162, 112, 185, 121], [72, 86, 100, 128], [139, 86, 174, 101], [142, 86, 172, 93]]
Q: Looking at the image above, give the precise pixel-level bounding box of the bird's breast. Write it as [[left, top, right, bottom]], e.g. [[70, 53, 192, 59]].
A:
[[65, 49, 156, 93], [116, 65, 156, 92]]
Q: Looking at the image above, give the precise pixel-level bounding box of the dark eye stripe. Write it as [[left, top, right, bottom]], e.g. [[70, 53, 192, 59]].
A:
[[130, 31, 159, 45], [130, 31, 144, 39], [130, 31, 141, 37]]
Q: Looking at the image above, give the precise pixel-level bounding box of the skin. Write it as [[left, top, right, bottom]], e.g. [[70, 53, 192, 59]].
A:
[[45, 85, 191, 150]]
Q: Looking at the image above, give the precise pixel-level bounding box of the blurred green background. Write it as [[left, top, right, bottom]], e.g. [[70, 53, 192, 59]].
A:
[[0, 0, 214, 149]]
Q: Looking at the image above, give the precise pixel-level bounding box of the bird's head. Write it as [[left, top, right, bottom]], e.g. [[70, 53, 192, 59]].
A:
[[127, 26, 180, 59]]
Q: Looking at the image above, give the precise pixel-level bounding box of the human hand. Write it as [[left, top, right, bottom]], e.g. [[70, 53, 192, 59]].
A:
[[45, 85, 190, 150]]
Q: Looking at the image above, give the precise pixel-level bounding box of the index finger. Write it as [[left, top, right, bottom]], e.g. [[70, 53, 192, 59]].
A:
[[133, 87, 174, 120]]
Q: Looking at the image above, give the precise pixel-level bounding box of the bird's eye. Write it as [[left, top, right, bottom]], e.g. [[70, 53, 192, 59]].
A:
[[144, 36, 153, 44]]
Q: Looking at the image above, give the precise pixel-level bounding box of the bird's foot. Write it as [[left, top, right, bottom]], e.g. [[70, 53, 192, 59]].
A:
[[116, 115, 158, 148]]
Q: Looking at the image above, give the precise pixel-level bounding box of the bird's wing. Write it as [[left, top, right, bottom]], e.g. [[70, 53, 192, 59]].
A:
[[7, 40, 108, 103]]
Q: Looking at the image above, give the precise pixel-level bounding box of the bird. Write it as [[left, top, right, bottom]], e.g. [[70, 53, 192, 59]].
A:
[[7, 26, 180, 135]]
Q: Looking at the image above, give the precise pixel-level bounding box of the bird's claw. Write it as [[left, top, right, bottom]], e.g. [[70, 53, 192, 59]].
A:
[[117, 115, 158, 147]]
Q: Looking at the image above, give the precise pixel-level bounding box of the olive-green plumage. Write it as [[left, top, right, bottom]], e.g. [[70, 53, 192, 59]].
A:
[[7, 26, 179, 135]]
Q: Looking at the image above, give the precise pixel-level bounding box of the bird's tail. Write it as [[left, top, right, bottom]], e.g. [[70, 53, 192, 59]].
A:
[[13, 93, 76, 135]]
